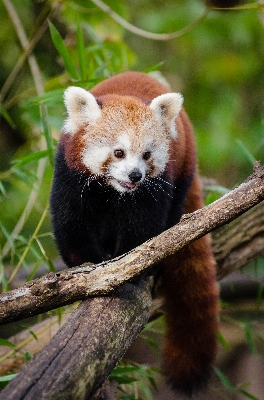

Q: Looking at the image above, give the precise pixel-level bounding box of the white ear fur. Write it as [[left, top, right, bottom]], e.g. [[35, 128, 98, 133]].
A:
[[150, 93, 183, 139], [63, 86, 101, 134]]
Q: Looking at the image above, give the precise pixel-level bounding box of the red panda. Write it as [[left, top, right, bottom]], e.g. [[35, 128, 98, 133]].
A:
[[50, 72, 219, 396]]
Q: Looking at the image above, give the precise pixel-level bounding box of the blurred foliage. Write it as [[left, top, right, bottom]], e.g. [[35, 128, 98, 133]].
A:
[[0, 0, 264, 398]]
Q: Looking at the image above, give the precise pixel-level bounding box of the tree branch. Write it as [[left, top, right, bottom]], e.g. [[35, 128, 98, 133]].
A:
[[213, 199, 264, 279], [89, 0, 209, 41], [1, 163, 264, 399], [0, 162, 264, 326], [0, 277, 152, 400]]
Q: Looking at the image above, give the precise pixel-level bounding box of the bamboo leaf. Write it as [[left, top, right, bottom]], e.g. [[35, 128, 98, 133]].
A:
[[29, 331, 38, 341], [217, 331, 231, 350], [214, 367, 235, 391], [238, 389, 259, 400], [243, 322, 258, 355], [236, 139, 256, 165], [0, 374, 17, 382], [0, 103, 16, 129], [0, 338, 16, 348], [39, 103, 54, 165], [12, 150, 49, 168], [77, 24, 87, 81], [48, 21, 79, 80]]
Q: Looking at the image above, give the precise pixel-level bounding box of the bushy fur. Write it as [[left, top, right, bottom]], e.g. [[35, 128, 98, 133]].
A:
[[50, 72, 219, 395]]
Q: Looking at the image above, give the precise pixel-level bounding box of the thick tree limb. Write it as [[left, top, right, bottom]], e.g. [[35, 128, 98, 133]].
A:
[[0, 277, 152, 400], [1, 163, 264, 399], [213, 199, 264, 279], [0, 162, 264, 326]]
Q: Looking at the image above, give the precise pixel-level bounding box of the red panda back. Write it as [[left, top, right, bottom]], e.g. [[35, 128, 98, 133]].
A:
[[91, 71, 170, 101]]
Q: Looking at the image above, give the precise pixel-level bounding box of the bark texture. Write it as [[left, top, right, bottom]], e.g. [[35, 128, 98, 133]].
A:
[[213, 199, 264, 279], [0, 277, 152, 400], [0, 162, 264, 326], [0, 164, 263, 399]]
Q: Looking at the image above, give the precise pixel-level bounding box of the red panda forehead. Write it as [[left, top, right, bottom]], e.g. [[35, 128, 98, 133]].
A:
[[97, 96, 164, 145], [101, 96, 153, 121]]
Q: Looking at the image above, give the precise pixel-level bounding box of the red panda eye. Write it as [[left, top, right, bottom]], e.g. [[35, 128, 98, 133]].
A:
[[143, 151, 151, 160], [114, 149, 125, 159]]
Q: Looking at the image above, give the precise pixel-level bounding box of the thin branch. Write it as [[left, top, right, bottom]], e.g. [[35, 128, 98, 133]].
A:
[[0, 162, 263, 325], [1, 0, 49, 259], [210, 3, 261, 11], [2, 0, 44, 96], [0, 10, 54, 102], [1, 158, 47, 259], [7, 203, 49, 284], [90, 0, 209, 40]]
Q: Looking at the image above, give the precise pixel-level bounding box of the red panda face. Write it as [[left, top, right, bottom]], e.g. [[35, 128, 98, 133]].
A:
[[63, 87, 183, 193]]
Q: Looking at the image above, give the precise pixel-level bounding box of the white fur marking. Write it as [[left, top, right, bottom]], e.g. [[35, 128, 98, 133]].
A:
[[63, 87, 101, 135], [150, 93, 183, 139], [82, 145, 111, 174]]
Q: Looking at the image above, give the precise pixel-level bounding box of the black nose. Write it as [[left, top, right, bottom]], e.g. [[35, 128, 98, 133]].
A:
[[128, 169, 142, 183]]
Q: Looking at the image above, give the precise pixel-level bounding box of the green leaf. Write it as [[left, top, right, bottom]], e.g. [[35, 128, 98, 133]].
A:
[[25, 90, 64, 106], [77, 24, 87, 81], [138, 379, 153, 400], [12, 150, 49, 168], [0, 181, 6, 196], [0, 223, 15, 251], [110, 366, 140, 376], [238, 389, 259, 400], [26, 260, 42, 282], [39, 103, 54, 165], [112, 376, 139, 384], [0, 103, 16, 129], [216, 332, 231, 350], [236, 139, 255, 165], [29, 330, 38, 341], [0, 374, 17, 382], [47, 259, 56, 273], [256, 283, 264, 311], [12, 168, 36, 188], [48, 21, 79, 80], [243, 322, 257, 355], [148, 375, 158, 391], [144, 62, 165, 73], [25, 351, 33, 363], [214, 367, 235, 391], [83, 23, 102, 44], [0, 338, 16, 348]]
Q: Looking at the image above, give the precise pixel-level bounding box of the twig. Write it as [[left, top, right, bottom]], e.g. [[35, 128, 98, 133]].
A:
[[1, 0, 49, 259], [90, 0, 209, 40]]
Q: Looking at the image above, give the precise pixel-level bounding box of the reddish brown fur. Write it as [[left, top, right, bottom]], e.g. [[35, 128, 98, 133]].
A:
[[62, 127, 90, 174], [161, 176, 219, 393], [60, 72, 219, 394], [94, 73, 219, 393], [91, 73, 219, 393]]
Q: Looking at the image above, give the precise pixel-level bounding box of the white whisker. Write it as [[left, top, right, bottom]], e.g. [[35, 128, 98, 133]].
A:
[[156, 176, 176, 188]]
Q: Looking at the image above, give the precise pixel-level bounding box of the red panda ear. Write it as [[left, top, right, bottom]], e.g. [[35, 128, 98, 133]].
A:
[[63, 87, 101, 134], [150, 93, 183, 139]]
